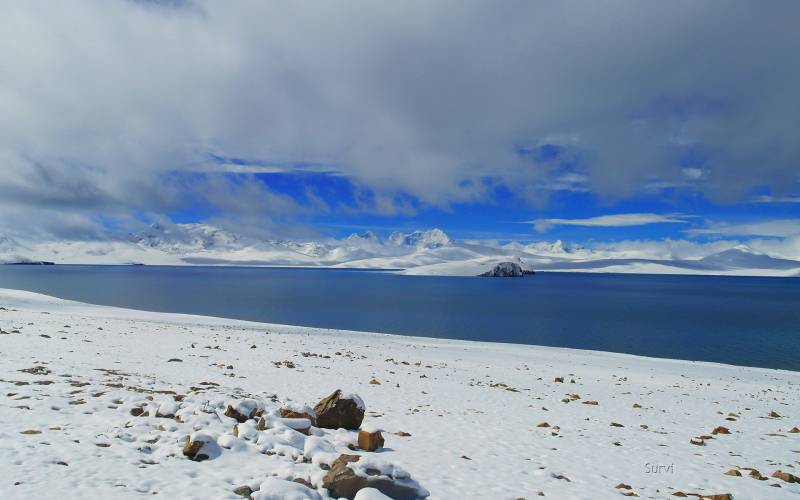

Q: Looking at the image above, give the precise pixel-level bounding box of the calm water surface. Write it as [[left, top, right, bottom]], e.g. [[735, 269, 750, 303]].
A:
[[1, 265, 798, 370]]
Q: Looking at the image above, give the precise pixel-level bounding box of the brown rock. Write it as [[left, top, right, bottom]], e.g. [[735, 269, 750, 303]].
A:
[[622, 494, 639, 498], [615, 483, 632, 489], [724, 469, 741, 476], [689, 437, 705, 446], [224, 403, 261, 423], [279, 407, 316, 425], [554, 377, 564, 383], [321, 454, 427, 499], [313, 390, 365, 430], [768, 410, 782, 418], [703, 495, 732, 500], [232, 485, 252, 497], [582, 400, 599, 405], [130, 406, 148, 417], [369, 378, 381, 385], [772, 470, 800, 483], [394, 431, 412, 437], [182, 436, 209, 461], [711, 426, 730, 435], [672, 493, 688, 497], [536, 422, 550, 428], [788, 426, 800, 433], [358, 430, 385, 451], [610, 422, 624, 428]]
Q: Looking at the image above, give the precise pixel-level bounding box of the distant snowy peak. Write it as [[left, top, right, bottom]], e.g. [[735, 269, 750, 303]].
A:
[[524, 239, 585, 255], [388, 229, 451, 249], [129, 223, 246, 253], [345, 230, 381, 244]]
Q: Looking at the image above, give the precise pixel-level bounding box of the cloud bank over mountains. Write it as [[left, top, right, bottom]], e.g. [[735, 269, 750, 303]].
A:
[[1, 1, 799, 243]]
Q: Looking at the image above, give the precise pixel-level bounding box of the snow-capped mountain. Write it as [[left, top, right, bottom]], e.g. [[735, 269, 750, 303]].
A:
[[1, 225, 799, 277]]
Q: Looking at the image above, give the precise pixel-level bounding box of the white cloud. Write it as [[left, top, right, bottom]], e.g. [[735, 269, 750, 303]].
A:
[[530, 213, 690, 233], [685, 219, 800, 238], [0, 1, 798, 238]]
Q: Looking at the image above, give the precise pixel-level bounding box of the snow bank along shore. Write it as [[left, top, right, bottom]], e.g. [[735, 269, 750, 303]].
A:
[[1, 288, 799, 499]]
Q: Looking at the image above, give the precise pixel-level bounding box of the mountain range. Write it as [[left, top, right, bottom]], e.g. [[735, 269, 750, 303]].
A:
[[1, 224, 798, 277]]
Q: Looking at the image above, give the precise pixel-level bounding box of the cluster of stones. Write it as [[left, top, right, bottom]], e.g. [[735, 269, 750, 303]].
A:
[[175, 389, 425, 499]]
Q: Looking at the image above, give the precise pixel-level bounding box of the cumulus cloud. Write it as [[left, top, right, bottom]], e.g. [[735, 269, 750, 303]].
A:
[[530, 213, 689, 232], [1, 1, 799, 239]]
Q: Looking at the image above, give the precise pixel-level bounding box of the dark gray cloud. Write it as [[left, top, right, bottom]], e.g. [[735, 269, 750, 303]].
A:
[[1, 0, 798, 239]]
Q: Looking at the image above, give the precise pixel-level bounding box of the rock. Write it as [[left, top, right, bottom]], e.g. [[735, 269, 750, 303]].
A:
[[615, 483, 632, 489], [788, 426, 800, 433], [182, 436, 207, 461], [322, 454, 428, 499], [314, 390, 365, 430], [167, 358, 182, 362], [536, 422, 550, 428], [554, 377, 564, 383], [479, 262, 533, 277], [711, 426, 730, 435], [394, 431, 411, 437], [704, 495, 732, 500], [724, 469, 741, 476], [233, 485, 253, 497], [672, 493, 688, 498], [582, 400, 599, 405], [610, 422, 624, 428], [182, 433, 219, 462], [354, 488, 394, 500], [369, 378, 381, 385], [224, 399, 263, 423], [772, 470, 800, 483], [358, 430, 385, 451], [689, 437, 705, 446], [252, 478, 322, 500], [279, 405, 317, 425], [768, 410, 782, 418], [130, 406, 148, 417]]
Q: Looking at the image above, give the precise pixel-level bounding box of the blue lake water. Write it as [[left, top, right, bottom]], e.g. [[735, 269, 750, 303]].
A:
[[1, 265, 798, 371]]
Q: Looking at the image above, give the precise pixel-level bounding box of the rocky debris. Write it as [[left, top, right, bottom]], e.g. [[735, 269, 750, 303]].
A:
[[772, 470, 799, 483], [393, 431, 411, 437], [321, 454, 428, 499], [711, 426, 730, 435], [582, 400, 599, 405], [615, 483, 632, 489], [358, 430, 385, 451], [314, 390, 365, 430], [724, 469, 741, 476], [19, 365, 51, 375], [479, 262, 533, 277]]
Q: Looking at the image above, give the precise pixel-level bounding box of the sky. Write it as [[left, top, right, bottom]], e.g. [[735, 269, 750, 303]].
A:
[[1, 0, 799, 254]]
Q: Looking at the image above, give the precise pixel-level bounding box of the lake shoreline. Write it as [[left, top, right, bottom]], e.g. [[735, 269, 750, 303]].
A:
[[1, 288, 799, 498]]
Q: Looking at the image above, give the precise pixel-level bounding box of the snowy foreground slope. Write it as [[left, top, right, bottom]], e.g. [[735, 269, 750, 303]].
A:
[[1, 288, 800, 499], [2, 225, 800, 277]]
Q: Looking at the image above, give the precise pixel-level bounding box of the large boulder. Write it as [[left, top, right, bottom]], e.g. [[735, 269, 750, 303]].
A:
[[314, 390, 365, 430], [252, 477, 322, 500], [479, 262, 533, 277], [322, 454, 428, 500]]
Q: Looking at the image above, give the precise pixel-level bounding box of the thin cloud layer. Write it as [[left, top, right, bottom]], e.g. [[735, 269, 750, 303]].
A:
[[1, 1, 799, 239], [531, 213, 689, 233]]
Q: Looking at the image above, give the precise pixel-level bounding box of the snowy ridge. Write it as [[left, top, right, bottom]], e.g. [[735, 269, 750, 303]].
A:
[[1, 224, 799, 277]]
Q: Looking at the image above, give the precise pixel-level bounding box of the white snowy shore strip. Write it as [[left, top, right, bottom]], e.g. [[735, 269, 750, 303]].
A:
[[1, 288, 799, 499]]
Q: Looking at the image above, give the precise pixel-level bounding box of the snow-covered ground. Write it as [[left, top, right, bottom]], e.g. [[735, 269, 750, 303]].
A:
[[2, 224, 800, 277], [1, 288, 799, 499]]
